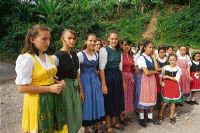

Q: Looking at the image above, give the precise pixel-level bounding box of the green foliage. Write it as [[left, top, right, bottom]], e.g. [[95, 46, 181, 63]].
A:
[[155, 0, 200, 48]]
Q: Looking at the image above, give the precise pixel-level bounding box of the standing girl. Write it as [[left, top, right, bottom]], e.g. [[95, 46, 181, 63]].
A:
[[176, 46, 192, 101], [15, 24, 68, 133], [99, 31, 124, 133], [136, 40, 158, 127], [189, 52, 200, 104], [159, 54, 183, 124], [156, 46, 168, 108], [77, 34, 105, 133], [121, 40, 135, 123], [53, 29, 82, 133]]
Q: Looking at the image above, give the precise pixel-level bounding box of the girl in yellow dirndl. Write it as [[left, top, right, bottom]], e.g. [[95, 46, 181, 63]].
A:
[[15, 24, 68, 133]]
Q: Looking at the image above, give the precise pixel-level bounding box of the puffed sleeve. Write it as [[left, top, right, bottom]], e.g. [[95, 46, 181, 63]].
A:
[[175, 67, 182, 82], [119, 54, 122, 71], [51, 55, 59, 66], [138, 56, 147, 69], [77, 52, 84, 64], [187, 55, 192, 66], [160, 66, 166, 78], [99, 47, 108, 70], [15, 54, 34, 85]]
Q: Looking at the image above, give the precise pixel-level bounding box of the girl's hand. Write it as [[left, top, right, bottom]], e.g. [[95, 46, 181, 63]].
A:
[[80, 90, 84, 103], [60, 80, 66, 88], [163, 76, 170, 79], [102, 84, 108, 95], [189, 76, 193, 81], [49, 84, 63, 94]]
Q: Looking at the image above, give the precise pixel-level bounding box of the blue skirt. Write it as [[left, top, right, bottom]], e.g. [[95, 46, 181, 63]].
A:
[[104, 68, 124, 116], [81, 71, 105, 121]]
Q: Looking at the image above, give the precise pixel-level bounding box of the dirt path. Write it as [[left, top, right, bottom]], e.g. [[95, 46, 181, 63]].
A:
[[142, 8, 159, 40], [1, 79, 200, 133]]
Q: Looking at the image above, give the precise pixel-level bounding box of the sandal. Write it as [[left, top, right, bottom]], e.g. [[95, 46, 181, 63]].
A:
[[170, 117, 176, 125], [111, 123, 124, 130], [95, 128, 103, 133], [106, 127, 116, 133], [120, 119, 129, 126]]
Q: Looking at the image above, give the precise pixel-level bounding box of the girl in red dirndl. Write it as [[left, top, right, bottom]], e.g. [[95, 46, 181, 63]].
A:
[[159, 54, 183, 124]]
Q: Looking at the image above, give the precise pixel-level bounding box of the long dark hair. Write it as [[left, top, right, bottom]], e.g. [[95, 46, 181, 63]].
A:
[[21, 24, 51, 55], [140, 40, 154, 55], [122, 39, 133, 56]]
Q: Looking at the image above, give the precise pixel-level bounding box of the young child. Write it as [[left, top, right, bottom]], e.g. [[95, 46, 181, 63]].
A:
[[166, 46, 174, 57], [77, 34, 105, 133], [53, 29, 82, 133], [156, 47, 168, 104], [176, 46, 192, 103], [159, 54, 183, 124], [121, 39, 135, 124], [190, 52, 200, 104], [136, 40, 158, 127], [99, 31, 124, 133], [15, 24, 67, 133]]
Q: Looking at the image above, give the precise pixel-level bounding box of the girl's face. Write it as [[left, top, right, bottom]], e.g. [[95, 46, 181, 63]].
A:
[[32, 30, 51, 53], [179, 46, 187, 56], [62, 31, 76, 48], [167, 48, 174, 55], [158, 49, 166, 59], [85, 35, 97, 52], [194, 54, 200, 61], [144, 43, 154, 56], [108, 33, 119, 48], [168, 56, 177, 66], [122, 42, 131, 53]]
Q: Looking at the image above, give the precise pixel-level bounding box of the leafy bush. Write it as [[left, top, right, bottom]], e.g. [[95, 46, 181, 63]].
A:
[[155, 0, 200, 48]]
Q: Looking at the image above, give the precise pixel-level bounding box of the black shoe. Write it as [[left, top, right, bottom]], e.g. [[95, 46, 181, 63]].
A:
[[185, 101, 194, 105], [176, 103, 184, 107], [147, 119, 160, 125], [139, 119, 147, 127], [191, 101, 199, 105], [170, 117, 176, 125]]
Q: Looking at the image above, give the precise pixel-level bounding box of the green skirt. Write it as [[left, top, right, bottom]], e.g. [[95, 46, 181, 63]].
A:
[[61, 78, 82, 133]]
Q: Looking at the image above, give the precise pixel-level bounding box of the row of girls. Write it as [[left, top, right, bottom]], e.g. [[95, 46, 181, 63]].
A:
[[15, 24, 200, 133]]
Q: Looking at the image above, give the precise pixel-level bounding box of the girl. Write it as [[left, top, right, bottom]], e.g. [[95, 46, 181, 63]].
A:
[[121, 39, 135, 124], [159, 54, 183, 124], [15, 24, 68, 133], [190, 52, 200, 104], [156, 46, 168, 108], [77, 34, 105, 133], [176, 46, 192, 102], [99, 31, 124, 133], [136, 40, 158, 127], [53, 29, 82, 133], [166, 46, 174, 57]]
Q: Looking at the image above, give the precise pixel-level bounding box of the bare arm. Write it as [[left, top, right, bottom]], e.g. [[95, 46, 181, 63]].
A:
[[77, 72, 84, 103], [16, 84, 63, 94], [142, 67, 157, 76], [99, 70, 108, 94]]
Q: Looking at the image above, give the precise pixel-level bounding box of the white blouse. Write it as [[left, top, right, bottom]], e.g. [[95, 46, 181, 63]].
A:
[[161, 65, 182, 82], [157, 56, 168, 63], [191, 60, 199, 66], [15, 53, 57, 85], [77, 51, 98, 64], [134, 51, 141, 66], [99, 47, 122, 71], [137, 53, 153, 69]]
